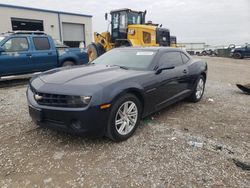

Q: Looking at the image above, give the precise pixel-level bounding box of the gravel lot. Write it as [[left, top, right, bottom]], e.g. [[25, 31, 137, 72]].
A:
[[0, 56, 250, 187]]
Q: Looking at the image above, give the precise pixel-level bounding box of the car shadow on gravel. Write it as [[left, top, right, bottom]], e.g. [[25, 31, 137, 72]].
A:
[[23, 97, 199, 148], [33, 126, 114, 146], [142, 99, 192, 122], [32, 100, 191, 145]]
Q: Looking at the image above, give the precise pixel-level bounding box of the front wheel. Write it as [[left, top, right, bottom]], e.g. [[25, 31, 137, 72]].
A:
[[87, 44, 98, 62], [62, 61, 75, 67], [87, 43, 106, 62], [233, 52, 243, 59], [188, 75, 205, 102], [106, 94, 142, 142]]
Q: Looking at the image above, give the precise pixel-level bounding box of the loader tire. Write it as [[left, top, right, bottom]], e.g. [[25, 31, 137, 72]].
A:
[[87, 43, 106, 62]]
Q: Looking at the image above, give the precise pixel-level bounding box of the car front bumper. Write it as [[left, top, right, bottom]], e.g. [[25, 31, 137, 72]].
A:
[[27, 86, 110, 137]]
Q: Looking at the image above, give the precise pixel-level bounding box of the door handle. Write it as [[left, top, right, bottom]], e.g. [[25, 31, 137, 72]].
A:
[[48, 52, 52, 55], [26, 53, 32, 57], [183, 69, 188, 74]]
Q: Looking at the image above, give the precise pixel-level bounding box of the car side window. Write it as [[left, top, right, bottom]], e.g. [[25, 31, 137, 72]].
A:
[[33, 37, 50, 50], [158, 52, 183, 67], [181, 52, 190, 64], [2, 37, 29, 52]]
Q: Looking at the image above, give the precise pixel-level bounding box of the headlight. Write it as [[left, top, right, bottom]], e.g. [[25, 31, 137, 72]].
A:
[[67, 96, 92, 107], [80, 96, 92, 104], [231, 49, 235, 53]]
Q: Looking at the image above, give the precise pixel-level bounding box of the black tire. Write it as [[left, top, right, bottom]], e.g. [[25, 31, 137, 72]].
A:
[[233, 52, 243, 59], [188, 75, 205, 102], [96, 43, 106, 56], [87, 43, 105, 62], [106, 94, 142, 142], [201, 51, 207, 56], [62, 61, 75, 67]]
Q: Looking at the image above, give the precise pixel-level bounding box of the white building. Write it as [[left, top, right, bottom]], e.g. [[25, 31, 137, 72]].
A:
[[177, 42, 206, 52], [0, 4, 92, 47]]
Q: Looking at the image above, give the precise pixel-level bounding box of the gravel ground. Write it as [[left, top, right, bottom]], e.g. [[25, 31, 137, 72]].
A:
[[0, 56, 250, 188]]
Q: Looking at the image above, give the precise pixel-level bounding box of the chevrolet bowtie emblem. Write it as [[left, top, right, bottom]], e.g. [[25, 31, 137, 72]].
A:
[[34, 94, 43, 101]]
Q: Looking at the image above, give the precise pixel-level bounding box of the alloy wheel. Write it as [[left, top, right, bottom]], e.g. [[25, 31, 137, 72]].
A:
[[115, 101, 138, 136], [196, 78, 204, 99]]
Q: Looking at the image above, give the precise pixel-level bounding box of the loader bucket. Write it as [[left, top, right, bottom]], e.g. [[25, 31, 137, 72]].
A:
[[236, 84, 250, 94]]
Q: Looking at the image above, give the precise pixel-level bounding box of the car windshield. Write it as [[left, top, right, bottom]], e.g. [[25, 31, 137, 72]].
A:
[[92, 49, 156, 69]]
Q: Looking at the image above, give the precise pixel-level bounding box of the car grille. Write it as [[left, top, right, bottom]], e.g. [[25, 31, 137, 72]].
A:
[[35, 92, 69, 107], [30, 86, 85, 108]]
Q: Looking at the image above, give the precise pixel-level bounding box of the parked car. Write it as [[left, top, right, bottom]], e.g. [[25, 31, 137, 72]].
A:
[[201, 49, 217, 56], [0, 31, 88, 78], [27, 47, 208, 141], [230, 44, 250, 59]]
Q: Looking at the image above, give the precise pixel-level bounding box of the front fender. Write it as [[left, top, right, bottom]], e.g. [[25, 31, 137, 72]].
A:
[[102, 82, 145, 105]]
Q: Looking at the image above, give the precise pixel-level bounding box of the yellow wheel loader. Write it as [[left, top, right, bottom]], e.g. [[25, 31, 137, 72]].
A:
[[87, 8, 171, 61]]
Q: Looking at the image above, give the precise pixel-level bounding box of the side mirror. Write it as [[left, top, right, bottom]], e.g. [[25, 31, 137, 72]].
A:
[[156, 64, 175, 74], [0, 46, 5, 54], [105, 13, 108, 21]]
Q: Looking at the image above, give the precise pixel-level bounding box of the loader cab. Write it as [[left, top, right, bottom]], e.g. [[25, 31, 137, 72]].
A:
[[109, 9, 146, 43]]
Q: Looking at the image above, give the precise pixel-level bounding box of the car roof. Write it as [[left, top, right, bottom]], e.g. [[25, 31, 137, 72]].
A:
[[113, 46, 184, 52], [1, 31, 47, 37]]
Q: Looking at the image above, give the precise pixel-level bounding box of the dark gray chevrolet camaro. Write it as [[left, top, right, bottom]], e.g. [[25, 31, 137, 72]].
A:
[[27, 47, 207, 141]]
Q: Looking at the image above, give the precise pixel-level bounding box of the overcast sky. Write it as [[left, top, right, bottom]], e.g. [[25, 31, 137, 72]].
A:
[[1, 0, 250, 45]]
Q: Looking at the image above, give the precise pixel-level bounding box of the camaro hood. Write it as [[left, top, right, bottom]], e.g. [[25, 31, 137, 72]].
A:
[[38, 64, 146, 86]]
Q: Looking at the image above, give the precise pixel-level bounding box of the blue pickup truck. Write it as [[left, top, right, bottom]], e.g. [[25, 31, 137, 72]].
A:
[[230, 44, 250, 59], [0, 31, 89, 78]]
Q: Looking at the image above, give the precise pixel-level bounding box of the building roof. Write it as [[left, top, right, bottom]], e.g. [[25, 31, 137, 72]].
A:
[[0, 3, 92, 18]]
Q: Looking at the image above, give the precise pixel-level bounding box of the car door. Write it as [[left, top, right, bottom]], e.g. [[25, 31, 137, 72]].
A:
[[0, 36, 32, 76], [180, 51, 193, 88], [246, 44, 250, 57], [31, 36, 57, 71], [155, 51, 189, 108]]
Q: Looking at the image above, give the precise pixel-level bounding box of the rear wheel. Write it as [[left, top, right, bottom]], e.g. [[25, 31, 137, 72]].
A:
[[188, 75, 205, 102], [62, 61, 75, 67], [106, 94, 142, 142], [233, 52, 243, 59]]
